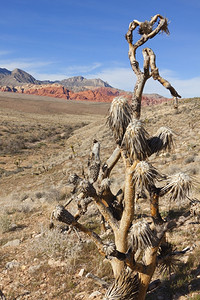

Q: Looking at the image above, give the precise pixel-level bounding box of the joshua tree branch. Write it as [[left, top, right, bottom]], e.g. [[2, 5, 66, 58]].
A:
[[88, 140, 101, 183], [79, 180, 119, 231], [99, 146, 121, 180], [51, 205, 105, 254], [142, 48, 150, 76], [125, 14, 177, 120], [126, 15, 169, 60], [95, 198, 119, 232], [149, 186, 164, 224], [145, 48, 181, 98]]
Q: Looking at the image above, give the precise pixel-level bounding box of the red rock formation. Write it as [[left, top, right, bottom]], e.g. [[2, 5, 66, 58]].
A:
[[23, 85, 70, 99], [68, 87, 121, 102], [0, 84, 169, 105]]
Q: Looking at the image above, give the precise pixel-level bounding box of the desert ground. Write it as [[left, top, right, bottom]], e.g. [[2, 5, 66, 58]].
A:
[[0, 92, 199, 300]]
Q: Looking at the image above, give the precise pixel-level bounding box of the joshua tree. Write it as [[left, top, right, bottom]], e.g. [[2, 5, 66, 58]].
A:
[[51, 15, 192, 299]]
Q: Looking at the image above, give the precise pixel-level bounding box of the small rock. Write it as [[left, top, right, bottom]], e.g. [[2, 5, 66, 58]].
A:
[[33, 233, 44, 239], [28, 264, 41, 273], [3, 239, 21, 247], [9, 223, 18, 231], [78, 268, 85, 277], [6, 260, 19, 269], [48, 258, 67, 268], [75, 292, 85, 299], [89, 291, 101, 299]]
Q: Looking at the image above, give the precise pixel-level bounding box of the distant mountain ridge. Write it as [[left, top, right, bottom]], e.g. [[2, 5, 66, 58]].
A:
[[0, 68, 39, 86], [0, 68, 111, 92], [0, 67, 170, 104], [60, 76, 112, 92]]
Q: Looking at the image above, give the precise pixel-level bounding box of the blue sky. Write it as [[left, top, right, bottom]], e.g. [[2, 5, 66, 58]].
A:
[[0, 0, 199, 97]]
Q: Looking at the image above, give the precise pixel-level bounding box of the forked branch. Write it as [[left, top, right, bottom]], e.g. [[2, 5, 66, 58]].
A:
[[125, 14, 181, 119]]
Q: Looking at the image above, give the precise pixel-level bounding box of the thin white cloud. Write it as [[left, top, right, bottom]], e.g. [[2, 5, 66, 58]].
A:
[[0, 59, 54, 72], [32, 72, 67, 81], [32, 62, 102, 81], [88, 67, 200, 98], [88, 67, 136, 91], [63, 62, 102, 75]]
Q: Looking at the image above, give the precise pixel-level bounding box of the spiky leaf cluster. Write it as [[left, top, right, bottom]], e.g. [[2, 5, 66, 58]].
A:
[[162, 172, 192, 201], [138, 21, 153, 35], [130, 220, 158, 251], [148, 126, 174, 155], [79, 179, 96, 197], [122, 120, 150, 161], [103, 241, 116, 257], [160, 18, 170, 35], [52, 205, 75, 225], [132, 161, 161, 191], [104, 271, 139, 300], [88, 162, 100, 183], [68, 173, 81, 185], [157, 242, 179, 276], [107, 96, 132, 145]]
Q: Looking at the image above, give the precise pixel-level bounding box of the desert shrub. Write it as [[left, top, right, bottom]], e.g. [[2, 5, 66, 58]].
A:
[[185, 156, 195, 164], [31, 227, 83, 260], [45, 189, 63, 202], [0, 135, 26, 154], [0, 214, 12, 233]]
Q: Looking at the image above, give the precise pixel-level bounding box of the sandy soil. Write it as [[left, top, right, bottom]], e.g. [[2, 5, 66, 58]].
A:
[[0, 92, 110, 115]]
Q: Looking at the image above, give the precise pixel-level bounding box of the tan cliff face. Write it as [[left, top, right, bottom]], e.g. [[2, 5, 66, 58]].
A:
[[0, 83, 169, 104]]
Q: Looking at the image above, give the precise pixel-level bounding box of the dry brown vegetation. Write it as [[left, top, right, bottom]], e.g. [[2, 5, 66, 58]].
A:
[[0, 92, 199, 299]]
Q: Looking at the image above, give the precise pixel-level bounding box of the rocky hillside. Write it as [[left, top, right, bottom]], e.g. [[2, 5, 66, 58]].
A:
[[60, 76, 112, 92], [0, 68, 11, 78], [0, 68, 39, 86], [0, 68, 111, 91]]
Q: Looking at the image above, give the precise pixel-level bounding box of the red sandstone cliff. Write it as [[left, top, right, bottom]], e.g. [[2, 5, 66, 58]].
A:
[[0, 84, 169, 105]]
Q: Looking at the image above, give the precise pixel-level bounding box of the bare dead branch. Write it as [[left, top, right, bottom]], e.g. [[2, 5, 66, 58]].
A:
[[51, 205, 105, 254], [144, 48, 181, 98], [99, 146, 121, 180], [88, 140, 101, 183], [86, 273, 109, 288], [95, 198, 119, 232]]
